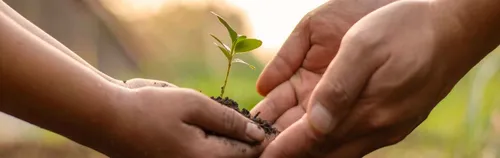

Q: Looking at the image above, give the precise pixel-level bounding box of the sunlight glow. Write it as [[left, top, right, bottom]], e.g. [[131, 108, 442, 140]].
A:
[[111, 0, 328, 59], [103, 0, 168, 19], [228, 0, 327, 50], [121, 0, 166, 11]]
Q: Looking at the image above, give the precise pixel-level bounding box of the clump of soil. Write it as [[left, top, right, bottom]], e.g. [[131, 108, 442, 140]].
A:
[[210, 96, 280, 136]]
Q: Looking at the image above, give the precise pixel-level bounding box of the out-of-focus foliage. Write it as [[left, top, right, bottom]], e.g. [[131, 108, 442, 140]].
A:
[[0, 0, 498, 157]]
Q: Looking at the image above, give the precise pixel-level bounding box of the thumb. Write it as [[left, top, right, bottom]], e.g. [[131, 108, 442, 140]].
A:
[[260, 116, 320, 158], [261, 39, 388, 158], [306, 39, 387, 135], [184, 93, 266, 143], [256, 17, 310, 96]]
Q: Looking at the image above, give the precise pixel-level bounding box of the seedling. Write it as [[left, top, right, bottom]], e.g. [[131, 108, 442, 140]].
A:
[[207, 12, 279, 136], [210, 12, 262, 97]]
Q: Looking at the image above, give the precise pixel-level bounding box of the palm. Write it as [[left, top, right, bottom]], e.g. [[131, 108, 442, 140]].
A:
[[270, 68, 322, 130], [253, 0, 399, 139], [252, 1, 359, 130]]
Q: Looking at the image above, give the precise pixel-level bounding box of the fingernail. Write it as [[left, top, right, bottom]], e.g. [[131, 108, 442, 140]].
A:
[[308, 102, 335, 134], [246, 123, 265, 142]]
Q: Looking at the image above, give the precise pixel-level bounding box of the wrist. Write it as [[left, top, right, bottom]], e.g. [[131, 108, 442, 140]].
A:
[[59, 83, 132, 156], [328, 0, 400, 20], [431, 0, 500, 51], [94, 87, 146, 157], [90, 85, 135, 156], [429, 0, 500, 78], [316, 0, 401, 39]]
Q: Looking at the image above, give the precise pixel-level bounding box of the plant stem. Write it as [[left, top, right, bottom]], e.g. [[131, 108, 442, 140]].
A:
[[220, 41, 238, 97], [220, 60, 232, 97]]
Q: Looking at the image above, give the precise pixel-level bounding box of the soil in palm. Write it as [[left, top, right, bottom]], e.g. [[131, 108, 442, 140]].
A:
[[210, 96, 280, 135]]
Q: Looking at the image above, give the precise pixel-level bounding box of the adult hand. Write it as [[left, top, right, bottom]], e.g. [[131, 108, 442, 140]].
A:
[[254, 0, 400, 131], [256, 0, 499, 157], [102, 87, 267, 158], [252, 0, 398, 156]]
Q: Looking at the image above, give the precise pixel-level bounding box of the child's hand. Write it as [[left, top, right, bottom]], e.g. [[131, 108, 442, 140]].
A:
[[102, 87, 266, 158]]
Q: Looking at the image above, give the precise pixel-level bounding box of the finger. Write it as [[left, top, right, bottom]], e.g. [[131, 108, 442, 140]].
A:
[[273, 106, 305, 131], [260, 116, 322, 158], [332, 85, 435, 140], [326, 117, 424, 158], [251, 80, 297, 123], [337, 103, 430, 140], [260, 113, 422, 158], [182, 123, 263, 158], [199, 131, 279, 158], [184, 91, 266, 143], [306, 38, 389, 135], [256, 17, 311, 96], [200, 135, 262, 158]]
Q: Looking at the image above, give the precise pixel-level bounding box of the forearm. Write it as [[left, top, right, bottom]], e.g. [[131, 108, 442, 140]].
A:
[[0, 1, 123, 86], [0, 11, 124, 153], [437, 0, 500, 43], [324, 0, 399, 27], [432, 0, 500, 59], [428, 0, 500, 78]]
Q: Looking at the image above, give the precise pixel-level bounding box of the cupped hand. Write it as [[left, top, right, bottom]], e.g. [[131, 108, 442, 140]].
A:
[[103, 87, 267, 158], [257, 0, 488, 157], [251, 0, 397, 156], [253, 0, 398, 134]]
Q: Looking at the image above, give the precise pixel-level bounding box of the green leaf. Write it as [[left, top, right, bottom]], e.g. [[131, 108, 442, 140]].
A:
[[210, 34, 230, 50], [234, 38, 262, 53], [232, 58, 255, 70], [231, 35, 248, 54], [211, 12, 238, 43], [214, 43, 231, 60], [235, 36, 247, 44], [238, 35, 247, 40]]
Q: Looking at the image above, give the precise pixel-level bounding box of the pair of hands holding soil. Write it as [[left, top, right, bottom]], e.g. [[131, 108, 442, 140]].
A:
[[115, 0, 499, 157], [118, 0, 500, 157], [1, 0, 498, 157]]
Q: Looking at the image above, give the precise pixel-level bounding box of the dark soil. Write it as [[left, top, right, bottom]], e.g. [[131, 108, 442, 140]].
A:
[[210, 96, 280, 136]]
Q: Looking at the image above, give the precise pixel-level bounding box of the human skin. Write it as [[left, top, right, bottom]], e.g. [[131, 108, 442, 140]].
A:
[[0, 1, 174, 89], [253, 0, 500, 157], [0, 5, 266, 158], [251, 0, 401, 156]]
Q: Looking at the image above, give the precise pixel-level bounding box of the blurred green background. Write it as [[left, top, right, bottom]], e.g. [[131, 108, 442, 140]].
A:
[[0, 0, 498, 157]]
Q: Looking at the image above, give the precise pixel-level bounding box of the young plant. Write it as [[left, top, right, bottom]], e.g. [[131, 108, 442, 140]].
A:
[[210, 12, 262, 97]]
